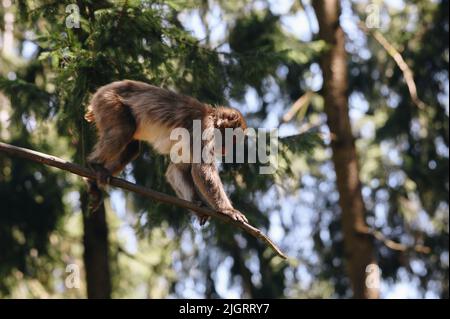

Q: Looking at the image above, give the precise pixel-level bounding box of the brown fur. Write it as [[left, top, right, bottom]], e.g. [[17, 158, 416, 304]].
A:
[[86, 80, 248, 224]]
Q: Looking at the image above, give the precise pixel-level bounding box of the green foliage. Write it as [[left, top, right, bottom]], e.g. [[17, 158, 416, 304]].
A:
[[0, 139, 66, 294]]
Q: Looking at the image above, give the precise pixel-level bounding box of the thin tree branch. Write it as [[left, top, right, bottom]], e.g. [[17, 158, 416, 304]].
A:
[[359, 22, 427, 110], [281, 91, 314, 123], [0, 142, 288, 259], [356, 226, 431, 254]]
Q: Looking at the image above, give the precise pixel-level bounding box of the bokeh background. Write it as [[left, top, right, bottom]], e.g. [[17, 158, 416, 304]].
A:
[[0, 0, 448, 298]]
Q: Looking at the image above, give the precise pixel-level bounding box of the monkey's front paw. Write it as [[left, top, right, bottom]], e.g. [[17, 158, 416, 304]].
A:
[[221, 208, 248, 224]]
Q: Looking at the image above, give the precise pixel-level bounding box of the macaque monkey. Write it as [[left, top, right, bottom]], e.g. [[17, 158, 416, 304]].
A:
[[85, 80, 248, 225]]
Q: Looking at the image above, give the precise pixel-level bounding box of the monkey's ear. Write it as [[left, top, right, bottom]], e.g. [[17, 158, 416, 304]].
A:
[[227, 111, 240, 121]]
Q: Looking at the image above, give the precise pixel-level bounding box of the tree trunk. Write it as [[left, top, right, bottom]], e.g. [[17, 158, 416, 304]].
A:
[[312, 0, 379, 299], [81, 192, 112, 299]]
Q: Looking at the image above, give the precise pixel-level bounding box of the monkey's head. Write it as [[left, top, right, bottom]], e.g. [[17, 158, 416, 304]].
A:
[[214, 107, 247, 131], [214, 107, 248, 157]]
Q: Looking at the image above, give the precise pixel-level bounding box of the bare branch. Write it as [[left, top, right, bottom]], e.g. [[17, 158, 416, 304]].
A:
[[359, 22, 427, 110], [281, 91, 314, 123], [0, 142, 288, 259], [356, 226, 431, 254]]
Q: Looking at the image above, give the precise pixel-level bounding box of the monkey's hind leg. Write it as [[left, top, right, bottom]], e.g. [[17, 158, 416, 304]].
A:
[[87, 121, 137, 211], [105, 140, 141, 176], [88, 109, 137, 176], [87, 141, 140, 212]]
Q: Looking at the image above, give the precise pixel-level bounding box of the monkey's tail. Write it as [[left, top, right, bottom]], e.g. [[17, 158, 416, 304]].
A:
[[84, 105, 95, 123]]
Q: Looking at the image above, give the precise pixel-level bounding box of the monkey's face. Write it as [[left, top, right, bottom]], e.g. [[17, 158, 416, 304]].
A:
[[215, 107, 247, 131], [214, 107, 248, 157]]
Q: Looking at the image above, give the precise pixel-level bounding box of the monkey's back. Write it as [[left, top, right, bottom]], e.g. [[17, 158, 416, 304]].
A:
[[89, 80, 208, 126], [87, 80, 210, 155]]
